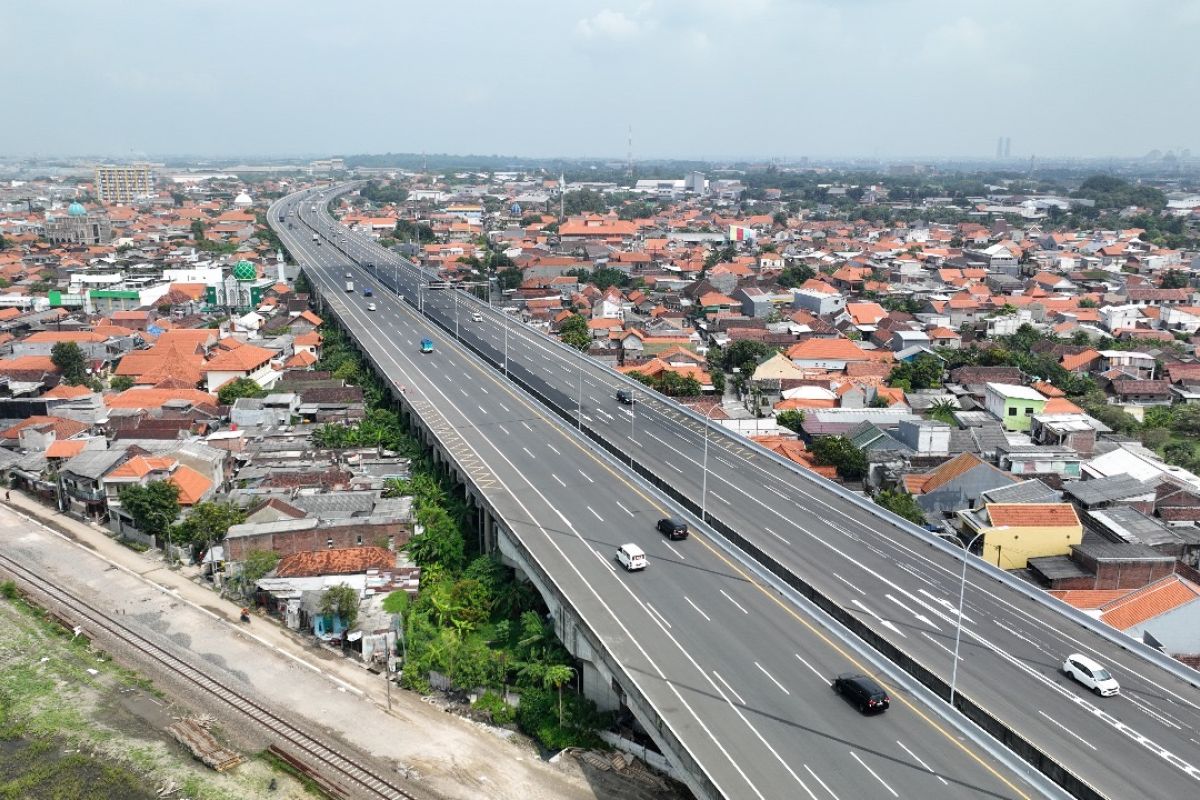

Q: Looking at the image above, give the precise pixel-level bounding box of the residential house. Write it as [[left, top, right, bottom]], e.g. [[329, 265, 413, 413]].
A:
[[958, 503, 1084, 570], [984, 383, 1047, 432]]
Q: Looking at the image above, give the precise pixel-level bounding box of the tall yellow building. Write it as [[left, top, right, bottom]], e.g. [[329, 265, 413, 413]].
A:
[[94, 163, 154, 203]]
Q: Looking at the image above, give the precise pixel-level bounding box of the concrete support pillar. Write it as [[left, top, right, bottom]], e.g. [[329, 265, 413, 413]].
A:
[[581, 660, 621, 713]]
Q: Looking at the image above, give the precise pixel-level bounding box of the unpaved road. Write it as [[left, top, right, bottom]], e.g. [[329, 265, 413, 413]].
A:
[[0, 500, 674, 800]]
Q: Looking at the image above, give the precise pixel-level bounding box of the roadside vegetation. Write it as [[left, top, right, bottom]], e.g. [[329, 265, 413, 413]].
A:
[[309, 310, 613, 750]]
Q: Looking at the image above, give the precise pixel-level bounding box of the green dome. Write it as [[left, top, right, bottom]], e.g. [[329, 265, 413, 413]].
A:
[[67, 202, 87, 217], [232, 260, 256, 281]]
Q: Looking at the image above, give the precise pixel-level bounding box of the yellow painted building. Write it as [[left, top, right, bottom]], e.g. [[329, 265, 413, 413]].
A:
[[958, 503, 1083, 570]]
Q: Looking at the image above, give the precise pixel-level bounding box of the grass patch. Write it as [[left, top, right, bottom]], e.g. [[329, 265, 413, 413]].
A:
[[258, 749, 334, 798]]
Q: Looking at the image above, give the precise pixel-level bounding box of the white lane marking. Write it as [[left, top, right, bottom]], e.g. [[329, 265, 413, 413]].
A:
[[793, 653, 827, 683], [577, 469, 594, 483], [1125, 694, 1183, 730], [685, 596, 711, 622], [763, 527, 791, 545], [521, 421, 533, 431], [755, 662, 791, 696], [665, 461, 682, 472], [850, 751, 898, 798], [479, 385, 488, 394], [919, 589, 972, 624], [803, 764, 841, 800], [497, 424, 510, 435], [709, 491, 730, 505], [587, 506, 604, 522], [895, 740, 948, 786], [459, 388, 469, 396], [615, 501, 634, 516], [720, 589, 749, 615], [645, 602, 671, 629], [712, 670, 746, 705], [851, 598, 905, 638], [522, 447, 534, 458], [993, 618, 1050, 655], [886, 593, 942, 631], [547, 443, 560, 455], [663, 541, 685, 561], [1037, 710, 1098, 751], [550, 474, 565, 487], [476, 405, 488, 415], [920, 631, 963, 662], [499, 402, 511, 413], [832, 572, 866, 595]]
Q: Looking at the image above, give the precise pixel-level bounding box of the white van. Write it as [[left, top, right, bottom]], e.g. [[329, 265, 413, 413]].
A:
[[616, 543, 648, 571]]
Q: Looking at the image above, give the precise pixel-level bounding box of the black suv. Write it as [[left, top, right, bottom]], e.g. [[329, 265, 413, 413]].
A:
[[832, 673, 890, 713], [656, 517, 689, 540], [616, 388, 634, 405]]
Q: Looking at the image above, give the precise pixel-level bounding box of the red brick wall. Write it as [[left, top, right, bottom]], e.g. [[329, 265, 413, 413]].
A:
[[225, 520, 412, 561]]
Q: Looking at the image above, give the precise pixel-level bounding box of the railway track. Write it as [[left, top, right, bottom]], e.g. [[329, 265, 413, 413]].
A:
[[0, 551, 416, 800]]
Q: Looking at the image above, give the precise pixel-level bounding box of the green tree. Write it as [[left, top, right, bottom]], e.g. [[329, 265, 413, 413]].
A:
[[558, 314, 590, 351], [217, 377, 267, 405], [873, 489, 926, 525], [776, 409, 805, 433], [118, 480, 180, 538], [543, 664, 576, 725], [1161, 270, 1190, 289], [171, 501, 246, 554], [320, 583, 361, 629], [887, 354, 943, 391], [190, 220, 206, 241], [496, 268, 523, 291], [51, 341, 89, 385], [928, 399, 957, 424], [239, 549, 280, 594], [109, 375, 135, 392], [777, 264, 815, 288], [810, 436, 867, 481]]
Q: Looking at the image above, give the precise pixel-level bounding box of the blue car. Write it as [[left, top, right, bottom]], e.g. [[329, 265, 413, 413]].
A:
[[420, 338, 434, 354], [363, 288, 373, 298]]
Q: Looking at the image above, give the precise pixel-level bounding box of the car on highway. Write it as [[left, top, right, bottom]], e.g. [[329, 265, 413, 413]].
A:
[[616, 388, 635, 405], [363, 288, 373, 298], [656, 517, 689, 540], [471, 312, 483, 322], [367, 303, 377, 311], [345, 271, 352, 278], [1062, 653, 1120, 696], [420, 338, 435, 354], [615, 543, 647, 571], [832, 673, 890, 714]]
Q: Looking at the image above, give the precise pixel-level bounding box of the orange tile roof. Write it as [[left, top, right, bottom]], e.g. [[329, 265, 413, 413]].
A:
[[751, 435, 839, 479], [985, 503, 1080, 528], [297, 310, 323, 326], [1043, 397, 1083, 414], [45, 439, 88, 459], [104, 387, 217, 409], [275, 546, 395, 578], [0, 415, 88, 441], [284, 350, 318, 368], [0, 355, 58, 374], [786, 338, 884, 363], [1048, 589, 1131, 610], [106, 455, 177, 480], [294, 331, 322, 347], [169, 464, 212, 506], [1061, 349, 1100, 372], [904, 453, 989, 494], [42, 383, 93, 399], [22, 330, 107, 343], [203, 343, 275, 372], [1098, 576, 1200, 631]]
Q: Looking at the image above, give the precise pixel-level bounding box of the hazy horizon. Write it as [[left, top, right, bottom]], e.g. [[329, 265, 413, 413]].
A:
[[5, 1, 1197, 161]]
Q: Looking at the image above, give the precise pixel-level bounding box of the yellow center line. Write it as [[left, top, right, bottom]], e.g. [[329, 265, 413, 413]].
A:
[[315, 235, 1034, 800]]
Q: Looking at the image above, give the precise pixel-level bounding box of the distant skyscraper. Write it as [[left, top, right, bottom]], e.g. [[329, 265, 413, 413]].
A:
[[996, 137, 1004, 159], [94, 163, 154, 203], [1004, 137, 1012, 158]]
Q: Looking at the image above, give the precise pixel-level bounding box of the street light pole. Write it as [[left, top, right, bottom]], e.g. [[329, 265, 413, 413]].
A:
[[503, 310, 509, 377], [950, 531, 986, 708], [576, 344, 584, 431], [699, 403, 723, 523]]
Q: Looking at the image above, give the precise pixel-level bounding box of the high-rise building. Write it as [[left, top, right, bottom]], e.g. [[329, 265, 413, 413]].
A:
[[94, 163, 154, 203], [1004, 137, 1012, 158]]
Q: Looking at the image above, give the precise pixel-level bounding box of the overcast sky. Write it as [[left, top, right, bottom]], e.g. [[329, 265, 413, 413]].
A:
[[6, 1, 1197, 161]]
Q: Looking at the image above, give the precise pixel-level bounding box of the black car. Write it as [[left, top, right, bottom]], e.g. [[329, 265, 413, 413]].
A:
[[832, 673, 890, 713], [656, 517, 689, 540], [616, 388, 634, 405]]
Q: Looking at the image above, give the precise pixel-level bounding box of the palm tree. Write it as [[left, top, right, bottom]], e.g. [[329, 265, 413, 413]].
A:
[[543, 664, 576, 725], [928, 399, 957, 424]]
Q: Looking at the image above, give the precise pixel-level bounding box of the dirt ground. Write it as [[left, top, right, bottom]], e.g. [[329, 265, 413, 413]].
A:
[[0, 592, 317, 800], [0, 496, 688, 800]]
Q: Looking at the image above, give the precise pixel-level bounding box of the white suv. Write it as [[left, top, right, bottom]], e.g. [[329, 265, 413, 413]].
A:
[[1062, 653, 1120, 697]]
